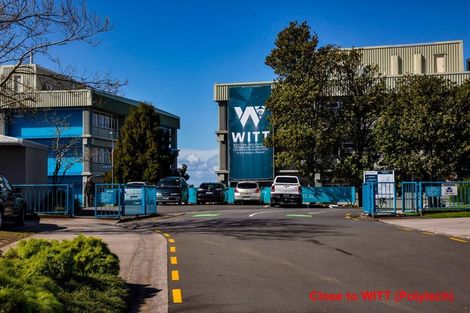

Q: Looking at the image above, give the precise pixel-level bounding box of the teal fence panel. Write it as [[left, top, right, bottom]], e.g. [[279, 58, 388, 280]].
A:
[[261, 187, 271, 204], [95, 184, 123, 218], [419, 181, 470, 212], [142, 186, 157, 215], [14, 184, 72, 216], [188, 187, 198, 204], [401, 182, 419, 214], [361, 182, 396, 216], [224, 187, 235, 204], [301, 186, 355, 204]]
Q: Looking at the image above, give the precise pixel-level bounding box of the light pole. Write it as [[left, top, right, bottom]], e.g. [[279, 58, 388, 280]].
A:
[[110, 131, 114, 185]]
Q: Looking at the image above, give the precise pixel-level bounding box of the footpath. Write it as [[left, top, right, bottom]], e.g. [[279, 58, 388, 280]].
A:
[[381, 217, 470, 240], [5, 217, 168, 313]]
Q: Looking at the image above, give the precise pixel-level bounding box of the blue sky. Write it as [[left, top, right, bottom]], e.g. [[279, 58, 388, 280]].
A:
[[38, 0, 470, 185]]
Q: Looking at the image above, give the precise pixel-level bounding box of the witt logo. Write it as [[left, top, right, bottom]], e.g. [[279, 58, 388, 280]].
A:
[[234, 106, 266, 128]]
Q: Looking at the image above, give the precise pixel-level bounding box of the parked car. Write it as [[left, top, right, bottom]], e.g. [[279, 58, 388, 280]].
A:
[[0, 174, 26, 228], [156, 177, 189, 205], [234, 181, 261, 204], [197, 182, 226, 205], [270, 176, 302, 207]]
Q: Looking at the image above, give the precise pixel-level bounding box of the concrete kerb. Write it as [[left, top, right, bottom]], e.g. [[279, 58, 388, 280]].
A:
[[3, 217, 169, 313]]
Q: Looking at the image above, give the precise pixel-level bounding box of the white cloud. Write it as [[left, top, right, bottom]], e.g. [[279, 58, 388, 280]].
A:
[[178, 149, 219, 187]]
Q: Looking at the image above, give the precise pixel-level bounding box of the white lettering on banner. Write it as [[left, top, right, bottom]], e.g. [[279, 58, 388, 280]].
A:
[[235, 106, 265, 128], [231, 131, 270, 143]]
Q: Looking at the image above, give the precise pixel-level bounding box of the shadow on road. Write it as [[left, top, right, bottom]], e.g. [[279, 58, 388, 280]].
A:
[[131, 218, 344, 241]]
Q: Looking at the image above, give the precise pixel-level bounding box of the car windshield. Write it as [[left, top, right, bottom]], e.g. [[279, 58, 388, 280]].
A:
[[237, 182, 258, 189], [157, 179, 180, 187], [199, 183, 221, 190], [276, 177, 298, 184]]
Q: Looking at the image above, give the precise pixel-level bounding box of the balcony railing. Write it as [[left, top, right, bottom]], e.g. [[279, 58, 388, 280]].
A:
[[91, 126, 117, 140]]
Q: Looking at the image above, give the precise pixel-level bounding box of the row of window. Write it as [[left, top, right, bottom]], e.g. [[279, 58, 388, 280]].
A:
[[92, 111, 117, 130], [91, 147, 111, 164], [390, 54, 447, 75]]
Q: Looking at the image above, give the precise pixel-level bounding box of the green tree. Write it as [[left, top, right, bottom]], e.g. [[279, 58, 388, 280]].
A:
[[374, 75, 460, 181], [332, 49, 387, 188], [451, 79, 470, 179], [114, 104, 173, 184], [265, 21, 341, 183]]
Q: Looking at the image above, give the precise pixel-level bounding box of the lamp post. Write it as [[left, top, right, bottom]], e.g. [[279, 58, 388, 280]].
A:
[[110, 131, 114, 185]]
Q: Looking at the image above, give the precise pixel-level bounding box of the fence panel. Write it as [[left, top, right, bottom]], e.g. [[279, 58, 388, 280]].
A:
[[420, 181, 470, 212], [14, 184, 71, 215], [401, 182, 419, 214], [362, 182, 396, 216], [95, 184, 123, 218], [143, 186, 157, 215]]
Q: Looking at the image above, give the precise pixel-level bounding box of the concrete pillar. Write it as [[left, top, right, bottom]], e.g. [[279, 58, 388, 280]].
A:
[[0, 113, 6, 135]]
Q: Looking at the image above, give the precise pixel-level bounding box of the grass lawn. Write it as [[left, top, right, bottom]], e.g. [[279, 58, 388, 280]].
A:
[[423, 211, 470, 218], [0, 230, 31, 250]]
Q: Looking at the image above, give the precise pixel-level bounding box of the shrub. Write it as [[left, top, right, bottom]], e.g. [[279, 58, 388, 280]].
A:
[[0, 236, 128, 313]]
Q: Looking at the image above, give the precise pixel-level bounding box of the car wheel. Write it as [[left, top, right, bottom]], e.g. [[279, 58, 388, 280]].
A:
[[16, 203, 25, 226]]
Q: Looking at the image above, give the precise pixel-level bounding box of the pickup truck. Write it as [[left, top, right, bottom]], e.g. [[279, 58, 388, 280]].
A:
[[270, 176, 302, 207], [0, 174, 26, 228]]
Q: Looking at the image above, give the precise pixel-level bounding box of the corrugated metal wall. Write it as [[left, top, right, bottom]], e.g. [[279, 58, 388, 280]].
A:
[[359, 41, 464, 75]]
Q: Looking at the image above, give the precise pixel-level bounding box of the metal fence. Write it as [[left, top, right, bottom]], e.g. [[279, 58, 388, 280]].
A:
[[362, 182, 396, 216], [13, 184, 72, 216], [95, 184, 158, 218], [95, 184, 122, 218], [402, 181, 470, 214]]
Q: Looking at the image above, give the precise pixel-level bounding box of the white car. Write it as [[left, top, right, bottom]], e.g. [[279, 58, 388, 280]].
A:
[[270, 176, 302, 207], [234, 181, 261, 204]]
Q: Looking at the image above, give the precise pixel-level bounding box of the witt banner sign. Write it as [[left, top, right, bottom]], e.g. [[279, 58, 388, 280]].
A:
[[228, 86, 273, 180]]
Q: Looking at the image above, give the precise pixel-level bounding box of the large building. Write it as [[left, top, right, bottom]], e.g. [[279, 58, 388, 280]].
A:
[[214, 40, 470, 186], [0, 64, 180, 204]]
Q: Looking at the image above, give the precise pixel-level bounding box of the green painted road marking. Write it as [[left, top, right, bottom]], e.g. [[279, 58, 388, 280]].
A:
[[286, 214, 312, 218], [192, 213, 221, 217]]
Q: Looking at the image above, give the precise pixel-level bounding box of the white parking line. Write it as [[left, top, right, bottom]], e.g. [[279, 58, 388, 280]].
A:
[[308, 211, 327, 215], [249, 210, 283, 217]]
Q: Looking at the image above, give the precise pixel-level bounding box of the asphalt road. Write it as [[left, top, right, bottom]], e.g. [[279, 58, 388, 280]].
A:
[[135, 204, 470, 313]]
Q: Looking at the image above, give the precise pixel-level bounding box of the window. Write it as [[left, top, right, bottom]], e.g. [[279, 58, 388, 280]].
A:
[[390, 55, 402, 75], [92, 111, 117, 130], [434, 54, 446, 73], [13, 75, 23, 92]]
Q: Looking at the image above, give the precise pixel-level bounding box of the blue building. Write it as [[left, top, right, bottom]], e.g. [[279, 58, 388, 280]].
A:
[[0, 64, 180, 205]]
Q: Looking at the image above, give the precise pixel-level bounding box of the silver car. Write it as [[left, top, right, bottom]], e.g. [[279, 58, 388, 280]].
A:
[[234, 181, 261, 204]]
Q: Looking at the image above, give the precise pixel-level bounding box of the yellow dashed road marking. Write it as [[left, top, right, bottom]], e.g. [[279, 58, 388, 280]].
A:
[[400, 227, 413, 231], [168, 239, 175, 243], [450, 237, 469, 243], [171, 256, 178, 265], [172, 270, 180, 281], [163, 233, 171, 238], [170, 246, 176, 253], [421, 231, 435, 236], [172, 289, 183, 303]]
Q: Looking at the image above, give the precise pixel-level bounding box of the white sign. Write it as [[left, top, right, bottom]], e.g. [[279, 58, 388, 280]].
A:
[[441, 184, 458, 196]]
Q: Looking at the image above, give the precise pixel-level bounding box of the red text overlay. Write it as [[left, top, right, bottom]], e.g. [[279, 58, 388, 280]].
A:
[[309, 290, 454, 304]]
